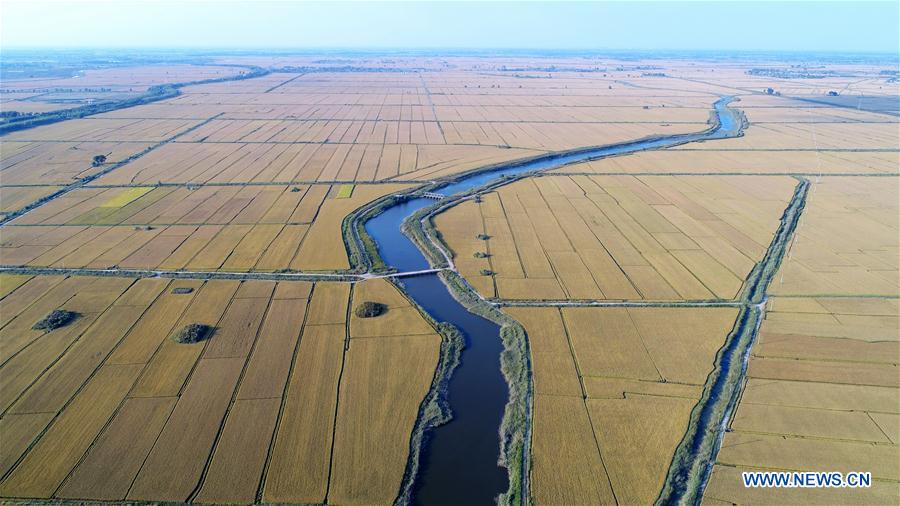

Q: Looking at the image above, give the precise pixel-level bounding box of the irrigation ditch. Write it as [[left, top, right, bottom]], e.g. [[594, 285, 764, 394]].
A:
[[656, 176, 810, 505]]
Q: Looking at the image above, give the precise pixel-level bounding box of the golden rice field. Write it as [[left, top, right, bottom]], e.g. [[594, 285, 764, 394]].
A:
[[507, 306, 739, 505], [1, 141, 156, 185], [771, 177, 899, 297], [2, 65, 722, 187], [436, 175, 797, 301], [704, 175, 899, 504], [554, 89, 899, 176], [1, 64, 245, 116], [0, 274, 439, 504], [0, 186, 63, 216], [1, 183, 409, 271], [1, 55, 898, 506], [704, 296, 900, 504]]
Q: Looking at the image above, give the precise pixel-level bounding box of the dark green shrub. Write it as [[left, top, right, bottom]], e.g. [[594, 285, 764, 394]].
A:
[[172, 323, 213, 344], [355, 301, 388, 318], [33, 309, 79, 331]]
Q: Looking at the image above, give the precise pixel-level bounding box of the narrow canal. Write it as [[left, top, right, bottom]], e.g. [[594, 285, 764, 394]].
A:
[[363, 97, 743, 505]]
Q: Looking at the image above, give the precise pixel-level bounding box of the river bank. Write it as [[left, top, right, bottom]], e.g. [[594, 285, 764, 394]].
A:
[[348, 97, 746, 505]]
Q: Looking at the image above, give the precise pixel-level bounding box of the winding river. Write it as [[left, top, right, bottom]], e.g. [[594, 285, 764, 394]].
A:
[[363, 97, 742, 505]]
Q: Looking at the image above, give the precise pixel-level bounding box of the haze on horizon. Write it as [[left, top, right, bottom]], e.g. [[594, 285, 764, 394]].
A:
[[2, 0, 898, 54]]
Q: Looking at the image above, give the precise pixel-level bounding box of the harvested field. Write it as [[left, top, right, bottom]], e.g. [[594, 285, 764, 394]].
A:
[[507, 306, 740, 505], [438, 175, 796, 301]]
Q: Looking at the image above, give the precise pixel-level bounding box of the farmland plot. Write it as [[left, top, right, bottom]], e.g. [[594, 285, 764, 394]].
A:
[[771, 177, 899, 296], [1, 56, 898, 506], [704, 296, 900, 504], [0, 276, 441, 505], [507, 306, 739, 505], [2, 183, 410, 272], [436, 175, 795, 301]]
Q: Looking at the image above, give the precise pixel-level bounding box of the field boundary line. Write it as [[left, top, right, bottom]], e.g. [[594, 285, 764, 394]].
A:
[[187, 284, 278, 502], [0, 113, 227, 227], [0, 266, 362, 282], [497, 299, 743, 308], [256, 284, 316, 502], [322, 283, 354, 504]]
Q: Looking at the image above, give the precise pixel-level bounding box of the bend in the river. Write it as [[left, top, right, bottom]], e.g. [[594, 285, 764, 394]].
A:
[[362, 96, 744, 505]]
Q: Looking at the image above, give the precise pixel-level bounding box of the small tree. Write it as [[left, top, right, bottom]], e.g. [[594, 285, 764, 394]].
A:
[[355, 301, 388, 318], [92, 154, 107, 167], [171, 323, 213, 344], [476, 234, 490, 240], [33, 310, 79, 331]]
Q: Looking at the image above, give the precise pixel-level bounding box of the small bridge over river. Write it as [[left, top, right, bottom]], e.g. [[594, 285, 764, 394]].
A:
[[362, 268, 446, 279]]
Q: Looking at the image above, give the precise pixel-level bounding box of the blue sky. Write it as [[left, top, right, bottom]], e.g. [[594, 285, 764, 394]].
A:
[[2, 1, 898, 53]]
